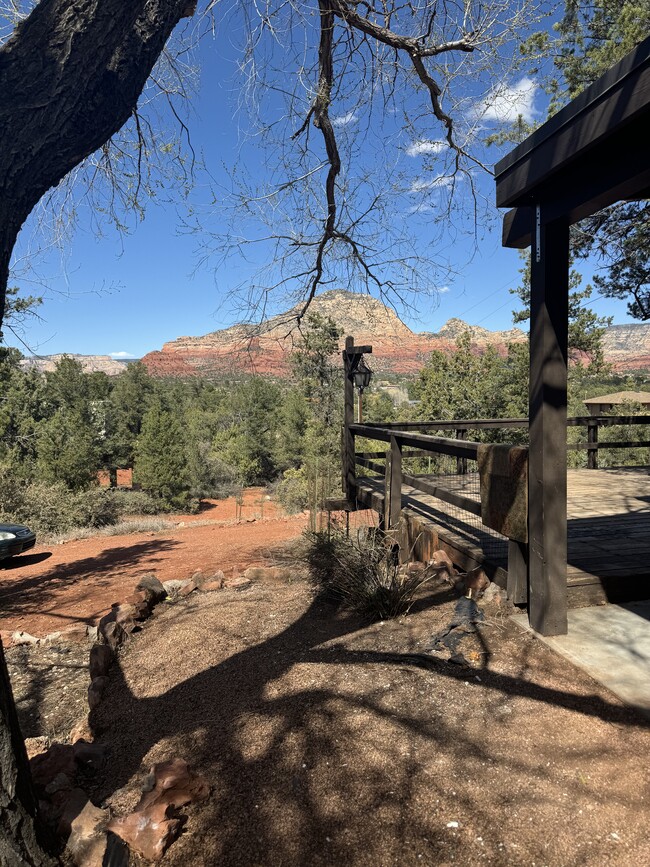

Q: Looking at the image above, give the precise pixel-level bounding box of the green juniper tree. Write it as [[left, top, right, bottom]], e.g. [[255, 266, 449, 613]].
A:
[[211, 377, 281, 487], [36, 408, 101, 490], [103, 362, 155, 470], [133, 396, 189, 508]]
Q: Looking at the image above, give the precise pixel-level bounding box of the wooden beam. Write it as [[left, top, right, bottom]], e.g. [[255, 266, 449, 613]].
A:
[[401, 472, 482, 517], [388, 435, 403, 528], [496, 36, 650, 207], [528, 208, 569, 636], [344, 345, 372, 356], [507, 540, 528, 605], [502, 130, 650, 247], [350, 426, 481, 459], [342, 336, 356, 501], [361, 418, 529, 431]]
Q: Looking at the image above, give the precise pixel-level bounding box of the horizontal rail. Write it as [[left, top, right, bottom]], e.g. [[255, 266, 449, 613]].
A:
[[356, 450, 433, 460], [568, 415, 650, 426], [361, 418, 528, 431], [359, 415, 650, 430], [355, 456, 386, 474], [351, 425, 481, 459], [401, 472, 482, 517], [568, 440, 650, 450]]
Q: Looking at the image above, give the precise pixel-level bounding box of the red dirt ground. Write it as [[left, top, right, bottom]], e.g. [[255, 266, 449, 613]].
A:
[[0, 489, 306, 638]]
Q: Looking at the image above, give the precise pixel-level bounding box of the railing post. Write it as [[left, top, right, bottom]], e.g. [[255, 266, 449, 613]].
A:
[[342, 336, 356, 501], [380, 448, 390, 531], [388, 435, 403, 528], [456, 428, 468, 475], [507, 540, 528, 605], [587, 419, 598, 469]]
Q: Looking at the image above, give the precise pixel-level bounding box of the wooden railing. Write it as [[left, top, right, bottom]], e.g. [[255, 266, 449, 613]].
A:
[[350, 425, 486, 529], [566, 416, 650, 469], [356, 415, 650, 472], [344, 415, 650, 606]]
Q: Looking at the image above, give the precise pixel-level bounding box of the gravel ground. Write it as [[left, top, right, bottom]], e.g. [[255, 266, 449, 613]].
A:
[[3, 493, 649, 866], [6, 641, 90, 740], [87, 577, 650, 867]]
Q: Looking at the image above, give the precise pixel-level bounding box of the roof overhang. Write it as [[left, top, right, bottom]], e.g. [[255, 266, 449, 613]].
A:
[[496, 35, 650, 249]]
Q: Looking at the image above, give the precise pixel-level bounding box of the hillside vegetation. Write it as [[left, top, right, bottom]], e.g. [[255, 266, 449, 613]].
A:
[[3, 314, 649, 537]]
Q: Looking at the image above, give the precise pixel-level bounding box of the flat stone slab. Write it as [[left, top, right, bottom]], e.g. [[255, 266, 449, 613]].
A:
[[512, 600, 650, 718]]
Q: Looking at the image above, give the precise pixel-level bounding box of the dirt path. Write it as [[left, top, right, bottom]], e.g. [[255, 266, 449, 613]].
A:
[[0, 489, 306, 637], [88, 579, 650, 867]]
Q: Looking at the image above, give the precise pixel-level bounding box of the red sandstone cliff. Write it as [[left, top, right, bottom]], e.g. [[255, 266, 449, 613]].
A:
[[140, 290, 526, 378]]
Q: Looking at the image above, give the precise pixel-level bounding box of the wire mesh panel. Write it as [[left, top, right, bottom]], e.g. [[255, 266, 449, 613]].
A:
[[401, 458, 509, 564]]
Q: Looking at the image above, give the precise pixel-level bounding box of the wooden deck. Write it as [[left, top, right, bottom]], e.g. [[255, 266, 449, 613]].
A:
[[355, 467, 650, 608]]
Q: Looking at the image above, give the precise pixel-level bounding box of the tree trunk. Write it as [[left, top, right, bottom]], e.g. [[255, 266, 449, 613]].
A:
[[0, 0, 195, 334], [0, 639, 56, 866]]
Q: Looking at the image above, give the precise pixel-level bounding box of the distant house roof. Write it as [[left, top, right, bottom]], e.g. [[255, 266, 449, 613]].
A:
[[583, 391, 650, 405]]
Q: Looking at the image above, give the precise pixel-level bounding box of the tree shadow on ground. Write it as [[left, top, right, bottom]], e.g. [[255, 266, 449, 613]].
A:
[[91, 588, 649, 866], [8, 644, 88, 739], [0, 539, 180, 619]]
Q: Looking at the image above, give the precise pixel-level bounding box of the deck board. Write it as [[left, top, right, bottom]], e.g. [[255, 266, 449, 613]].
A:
[[354, 466, 650, 606]]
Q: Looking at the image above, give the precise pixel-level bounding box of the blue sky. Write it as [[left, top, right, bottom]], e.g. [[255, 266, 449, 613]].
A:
[[6, 5, 637, 359]]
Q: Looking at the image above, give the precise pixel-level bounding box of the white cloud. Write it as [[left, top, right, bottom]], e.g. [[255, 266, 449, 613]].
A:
[[471, 77, 538, 125], [332, 111, 358, 127], [407, 203, 437, 214], [409, 174, 454, 194], [406, 139, 447, 157], [110, 351, 136, 359], [437, 286, 450, 293]]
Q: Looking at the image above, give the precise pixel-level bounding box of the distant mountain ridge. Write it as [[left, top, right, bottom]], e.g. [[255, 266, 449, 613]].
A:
[[140, 290, 528, 378], [19, 291, 650, 377], [19, 353, 134, 376], [601, 324, 650, 371], [437, 317, 527, 345]]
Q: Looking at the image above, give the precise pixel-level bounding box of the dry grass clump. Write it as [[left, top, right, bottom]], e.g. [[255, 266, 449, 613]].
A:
[[48, 518, 174, 544], [304, 529, 431, 621]]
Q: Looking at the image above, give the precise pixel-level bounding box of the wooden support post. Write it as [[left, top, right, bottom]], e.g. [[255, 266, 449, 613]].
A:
[[380, 449, 390, 531], [388, 435, 403, 528], [507, 540, 528, 605], [587, 419, 599, 469], [528, 207, 569, 636], [456, 428, 468, 475], [342, 336, 356, 501]]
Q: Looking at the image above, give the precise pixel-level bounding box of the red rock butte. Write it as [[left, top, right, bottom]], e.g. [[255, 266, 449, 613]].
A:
[[140, 289, 527, 379]]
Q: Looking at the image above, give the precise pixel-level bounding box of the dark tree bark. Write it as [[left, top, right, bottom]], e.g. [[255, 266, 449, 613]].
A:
[[0, 2, 196, 858], [0, 0, 196, 336], [0, 639, 56, 866]]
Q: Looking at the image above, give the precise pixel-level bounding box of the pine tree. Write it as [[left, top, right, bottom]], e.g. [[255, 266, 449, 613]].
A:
[[133, 397, 188, 507], [36, 408, 101, 490]]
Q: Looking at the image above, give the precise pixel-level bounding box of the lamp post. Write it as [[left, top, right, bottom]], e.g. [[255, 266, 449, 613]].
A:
[[351, 355, 372, 422]]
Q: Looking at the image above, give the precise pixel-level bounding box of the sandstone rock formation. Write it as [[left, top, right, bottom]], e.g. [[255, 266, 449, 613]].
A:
[[601, 323, 650, 371], [140, 289, 527, 379], [23, 291, 650, 379], [19, 353, 131, 376]]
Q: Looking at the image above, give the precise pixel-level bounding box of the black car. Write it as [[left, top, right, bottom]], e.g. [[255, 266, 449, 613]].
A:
[[0, 524, 36, 560]]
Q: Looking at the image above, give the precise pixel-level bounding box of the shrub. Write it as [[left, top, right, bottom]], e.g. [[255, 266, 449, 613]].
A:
[[71, 487, 121, 528], [108, 489, 166, 516], [0, 465, 195, 537], [1, 477, 80, 536], [304, 529, 432, 621], [274, 467, 309, 514]]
